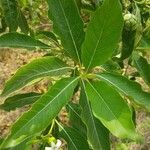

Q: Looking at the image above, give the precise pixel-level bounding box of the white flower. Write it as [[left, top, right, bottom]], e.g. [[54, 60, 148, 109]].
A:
[[45, 139, 62, 150]]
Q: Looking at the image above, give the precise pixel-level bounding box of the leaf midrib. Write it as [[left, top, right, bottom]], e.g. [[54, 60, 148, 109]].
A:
[[3, 67, 72, 96], [87, 81, 128, 134], [86, 0, 110, 71], [9, 77, 79, 140], [56, 121, 78, 150], [3, 94, 41, 106], [96, 74, 126, 95], [58, 0, 81, 64]]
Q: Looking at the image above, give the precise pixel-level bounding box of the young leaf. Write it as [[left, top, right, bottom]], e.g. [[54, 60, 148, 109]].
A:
[[0, 33, 50, 49], [58, 124, 90, 150], [81, 0, 123, 71], [1, 56, 72, 97], [0, 77, 78, 149], [80, 81, 110, 150], [47, 0, 85, 63], [0, 0, 18, 32], [133, 54, 150, 86], [0, 93, 41, 111], [97, 73, 150, 111], [85, 80, 138, 140]]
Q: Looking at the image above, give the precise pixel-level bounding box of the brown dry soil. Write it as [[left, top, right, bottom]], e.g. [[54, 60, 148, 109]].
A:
[[0, 49, 150, 150]]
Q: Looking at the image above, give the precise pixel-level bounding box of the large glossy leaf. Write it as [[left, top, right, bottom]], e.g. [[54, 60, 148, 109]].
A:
[[0, 33, 50, 49], [1, 56, 72, 97], [97, 73, 150, 111], [0, 0, 18, 32], [80, 81, 110, 150], [47, 0, 85, 63], [133, 54, 150, 86], [0, 77, 78, 149], [0, 93, 41, 111], [85, 80, 138, 140], [58, 124, 90, 150], [81, 0, 123, 71]]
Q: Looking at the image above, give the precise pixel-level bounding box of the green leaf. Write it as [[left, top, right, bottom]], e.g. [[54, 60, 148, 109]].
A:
[[36, 31, 58, 43], [58, 125, 90, 150], [80, 81, 110, 150], [1, 56, 72, 97], [0, 33, 50, 49], [18, 9, 29, 34], [0, 93, 41, 111], [0, 17, 7, 33], [121, 29, 136, 60], [0, 0, 18, 32], [67, 102, 87, 136], [85, 80, 138, 140], [139, 37, 150, 50], [133, 54, 150, 86], [81, 0, 123, 71], [47, 0, 85, 63], [139, 20, 150, 50], [9, 137, 32, 150], [97, 73, 150, 111], [101, 60, 121, 73], [0, 77, 78, 149]]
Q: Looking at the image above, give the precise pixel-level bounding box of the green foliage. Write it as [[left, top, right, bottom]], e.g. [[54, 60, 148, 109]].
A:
[[1, 56, 72, 97], [97, 73, 150, 111], [0, 78, 78, 148], [133, 53, 150, 86], [80, 82, 110, 150], [59, 125, 90, 150], [0, 0, 29, 33], [47, 0, 85, 63], [0, 0, 150, 149], [81, 0, 123, 70], [0, 33, 50, 49], [85, 80, 137, 140], [0, 92, 41, 111]]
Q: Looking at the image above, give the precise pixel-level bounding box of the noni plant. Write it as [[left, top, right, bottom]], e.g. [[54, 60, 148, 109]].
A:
[[0, 0, 150, 149]]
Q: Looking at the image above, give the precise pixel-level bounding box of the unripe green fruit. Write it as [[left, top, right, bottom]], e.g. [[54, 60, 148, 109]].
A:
[[123, 13, 138, 31]]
